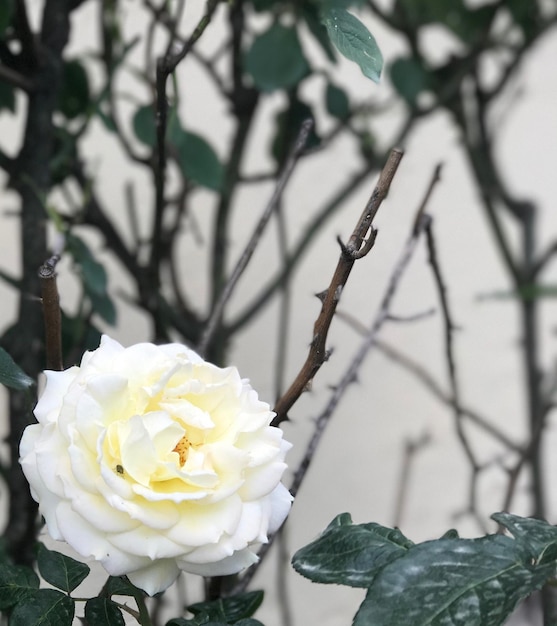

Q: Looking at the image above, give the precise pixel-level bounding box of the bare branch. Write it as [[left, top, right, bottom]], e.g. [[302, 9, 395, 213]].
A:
[[198, 119, 314, 356], [272, 148, 404, 425]]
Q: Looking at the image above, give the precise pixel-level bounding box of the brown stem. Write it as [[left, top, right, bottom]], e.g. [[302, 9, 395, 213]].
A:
[[272, 148, 403, 425], [38, 254, 63, 371]]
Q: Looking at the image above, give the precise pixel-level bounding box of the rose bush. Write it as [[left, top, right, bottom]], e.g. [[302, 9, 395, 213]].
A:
[[19, 335, 292, 595]]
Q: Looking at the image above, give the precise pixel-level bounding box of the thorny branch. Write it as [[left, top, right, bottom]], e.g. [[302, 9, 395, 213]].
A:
[[234, 159, 436, 596], [272, 148, 404, 425]]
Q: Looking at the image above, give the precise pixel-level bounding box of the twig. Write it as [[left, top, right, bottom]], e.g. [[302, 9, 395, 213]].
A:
[[0, 64, 34, 92], [336, 312, 521, 452], [198, 119, 314, 356], [425, 218, 485, 529], [233, 184, 429, 596], [272, 148, 404, 425], [151, 0, 222, 311], [38, 254, 63, 371], [393, 432, 431, 528]]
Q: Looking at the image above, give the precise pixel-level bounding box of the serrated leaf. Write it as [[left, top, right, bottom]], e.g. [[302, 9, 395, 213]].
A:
[[85, 597, 125, 626], [492, 512, 557, 564], [189, 590, 264, 623], [292, 515, 413, 587], [352, 535, 554, 626], [0, 563, 40, 609], [0, 346, 34, 390], [10, 589, 75, 626], [37, 543, 90, 593], [325, 82, 350, 119], [245, 23, 310, 92], [175, 130, 224, 191], [59, 59, 90, 119], [320, 8, 383, 82]]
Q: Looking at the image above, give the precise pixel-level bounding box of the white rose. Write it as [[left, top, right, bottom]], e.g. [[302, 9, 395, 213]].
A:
[[19, 335, 292, 595]]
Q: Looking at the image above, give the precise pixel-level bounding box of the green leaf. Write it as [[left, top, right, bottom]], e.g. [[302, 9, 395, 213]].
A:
[[271, 97, 319, 166], [292, 514, 413, 587], [59, 59, 90, 119], [301, 5, 336, 62], [132, 104, 156, 147], [66, 234, 116, 325], [245, 23, 310, 92], [352, 535, 554, 626], [105, 575, 139, 597], [37, 543, 90, 593], [250, 0, 277, 11], [320, 8, 383, 82], [175, 130, 224, 191], [0, 563, 40, 609], [492, 512, 557, 563], [188, 591, 264, 623], [0, 0, 13, 36], [325, 82, 350, 119], [390, 56, 433, 107], [10, 589, 75, 626], [0, 81, 15, 112], [85, 597, 125, 626], [0, 346, 34, 390]]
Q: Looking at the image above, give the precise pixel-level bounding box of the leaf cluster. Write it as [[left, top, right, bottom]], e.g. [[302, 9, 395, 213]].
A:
[[293, 512, 557, 625]]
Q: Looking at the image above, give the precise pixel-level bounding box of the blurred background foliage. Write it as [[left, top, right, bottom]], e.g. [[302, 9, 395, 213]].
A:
[[0, 0, 556, 622]]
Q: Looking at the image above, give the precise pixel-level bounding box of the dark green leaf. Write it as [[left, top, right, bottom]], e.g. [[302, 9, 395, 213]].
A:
[[245, 23, 310, 92], [132, 104, 156, 147], [506, 0, 540, 38], [319, 0, 367, 8], [492, 512, 557, 564], [37, 543, 90, 593], [105, 575, 139, 597], [320, 8, 383, 82], [0, 563, 39, 609], [440, 528, 459, 539], [250, 0, 277, 11], [0, 0, 13, 35], [85, 597, 125, 626], [189, 590, 264, 623], [66, 234, 116, 325], [292, 514, 413, 587], [0, 81, 15, 112], [88, 290, 117, 325], [59, 60, 90, 119], [0, 346, 34, 390], [301, 5, 336, 62], [10, 589, 75, 626], [271, 97, 319, 166], [325, 82, 350, 119], [175, 130, 224, 191], [352, 535, 554, 626], [390, 56, 433, 107]]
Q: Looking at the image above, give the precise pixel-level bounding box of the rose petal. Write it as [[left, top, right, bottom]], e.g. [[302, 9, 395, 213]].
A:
[[126, 559, 181, 596]]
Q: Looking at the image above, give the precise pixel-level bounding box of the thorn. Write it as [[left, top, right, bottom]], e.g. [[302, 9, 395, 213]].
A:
[[315, 289, 328, 302]]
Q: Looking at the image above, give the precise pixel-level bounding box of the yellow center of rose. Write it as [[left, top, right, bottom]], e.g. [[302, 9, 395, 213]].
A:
[[173, 434, 190, 466]]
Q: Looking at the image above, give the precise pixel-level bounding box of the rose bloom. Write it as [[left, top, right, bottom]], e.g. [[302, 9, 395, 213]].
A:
[[20, 335, 292, 595]]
